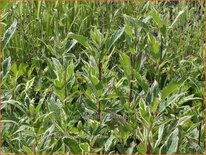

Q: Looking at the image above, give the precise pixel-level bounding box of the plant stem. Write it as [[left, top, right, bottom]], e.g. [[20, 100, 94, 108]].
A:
[[176, 126, 182, 153], [157, 35, 163, 84], [98, 59, 102, 121], [129, 54, 135, 105], [198, 122, 202, 146], [64, 67, 67, 106], [129, 74, 134, 104], [146, 143, 152, 154], [98, 61, 102, 81]]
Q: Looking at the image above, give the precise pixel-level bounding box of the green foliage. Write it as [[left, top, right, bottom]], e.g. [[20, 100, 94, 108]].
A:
[[1, 1, 204, 154], [2, 19, 17, 50]]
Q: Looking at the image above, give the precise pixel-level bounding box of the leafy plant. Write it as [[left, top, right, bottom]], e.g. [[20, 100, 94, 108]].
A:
[[1, 1, 204, 154]]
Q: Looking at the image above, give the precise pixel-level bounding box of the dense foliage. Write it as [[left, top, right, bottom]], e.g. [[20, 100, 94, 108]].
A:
[[1, 1, 205, 154]]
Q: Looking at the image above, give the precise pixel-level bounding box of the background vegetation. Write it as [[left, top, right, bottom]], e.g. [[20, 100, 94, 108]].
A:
[[1, 1, 205, 154]]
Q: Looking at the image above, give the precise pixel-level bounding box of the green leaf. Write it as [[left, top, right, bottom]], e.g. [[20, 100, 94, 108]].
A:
[[139, 99, 152, 127], [125, 25, 133, 37], [119, 53, 131, 78], [154, 125, 164, 150], [167, 128, 179, 154], [47, 98, 61, 123], [2, 19, 17, 50], [136, 142, 146, 154], [135, 52, 146, 71], [178, 95, 201, 106], [25, 77, 35, 91], [151, 97, 159, 114], [116, 144, 127, 154], [51, 57, 64, 80], [105, 27, 125, 51], [148, 34, 160, 60], [177, 115, 192, 126], [80, 143, 90, 153], [160, 24, 167, 37], [22, 145, 33, 154], [126, 142, 136, 154], [29, 103, 35, 116], [18, 63, 28, 77], [11, 62, 17, 75], [68, 32, 91, 49], [151, 9, 162, 28], [66, 61, 74, 81], [134, 72, 149, 92], [90, 27, 103, 47], [159, 128, 179, 154], [105, 133, 115, 152], [146, 80, 159, 105], [159, 93, 185, 113], [2, 100, 27, 114], [123, 14, 150, 32], [1, 119, 18, 125], [51, 139, 62, 153], [2, 56, 11, 80], [47, 45, 57, 56], [64, 39, 78, 54], [162, 82, 180, 100], [38, 39, 57, 57], [63, 137, 82, 154], [84, 98, 97, 112], [167, 129, 179, 154], [90, 74, 99, 86], [170, 10, 185, 29]]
